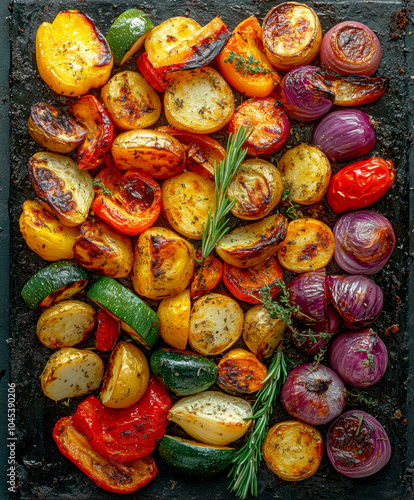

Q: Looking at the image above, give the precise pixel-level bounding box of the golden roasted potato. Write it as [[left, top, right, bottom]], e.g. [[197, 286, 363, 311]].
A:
[[263, 420, 323, 481], [188, 293, 243, 355], [100, 341, 149, 408], [100, 71, 161, 130], [111, 129, 186, 179], [132, 227, 195, 300], [277, 218, 335, 272], [19, 200, 79, 261], [216, 214, 287, 268], [278, 144, 331, 205], [28, 102, 86, 153], [217, 348, 267, 394], [227, 159, 284, 220], [242, 305, 286, 361], [37, 300, 96, 349], [158, 289, 191, 350], [72, 219, 133, 278], [162, 171, 216, 240], [164, 67, 234, 134], [29, 152, 94, 227], [40, 348, 104, 401], [145, 17, 202, 66]]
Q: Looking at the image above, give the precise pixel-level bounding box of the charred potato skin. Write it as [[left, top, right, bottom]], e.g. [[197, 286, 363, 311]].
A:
[[132, 227, 196, 300], [72, 220, 133, 278], [227, 159, 284, 220], [216, 214, 288, 268], [29, 152, 94, 227], [28, 102, 86, 153], [100, 71, 161, 130], [111, 129, 187, 179]]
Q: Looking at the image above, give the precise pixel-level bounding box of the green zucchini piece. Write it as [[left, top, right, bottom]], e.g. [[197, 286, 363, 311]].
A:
[[158, 435, 236, 476], [150, 349, 217, 395], [87, 276, 159, 349], [21, 260, 89, 310]]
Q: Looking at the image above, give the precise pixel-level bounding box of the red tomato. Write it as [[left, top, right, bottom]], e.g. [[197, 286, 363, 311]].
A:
[[92, 162, 161, 236], [327, 157, 395, 213], [222, 257, 284, 304], [190, 248, 223, 298], [95, 309, 120, 351]]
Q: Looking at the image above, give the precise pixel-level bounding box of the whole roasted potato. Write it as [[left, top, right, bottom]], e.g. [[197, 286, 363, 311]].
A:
[[72, 219, 133, 278], [29, 152, 94, 227], [132, 227, 195, 300]]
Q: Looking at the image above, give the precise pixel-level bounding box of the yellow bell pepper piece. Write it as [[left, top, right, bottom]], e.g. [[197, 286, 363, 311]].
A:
[[36, 10, 113, 96]]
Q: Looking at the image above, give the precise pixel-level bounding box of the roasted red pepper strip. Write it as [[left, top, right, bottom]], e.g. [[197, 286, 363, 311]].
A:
[[190, 248, 223, 298], [92, 161, 162, 236], [136, 53, 169, 92], [327, 157, 395, 213], [95, 309, 120, 351], [53, 416, 157, 493], [70, 95, 114, 170], [72, 378, 173, 462]]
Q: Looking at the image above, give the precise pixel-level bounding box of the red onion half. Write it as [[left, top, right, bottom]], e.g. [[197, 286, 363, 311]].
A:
[[281, 363, 346, 425], [320, 21, 382, 76], [329, 329, 388, 387], [287, 268, 327, 325], [328, 274, 383, 329], [312, 110, 375, 162], [334, 210, 395, 275], [327, 410, 391, 478]]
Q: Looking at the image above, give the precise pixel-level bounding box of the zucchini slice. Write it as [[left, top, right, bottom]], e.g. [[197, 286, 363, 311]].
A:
[[21, 260, 89, 310], [86, 276, 159, 349], [158, 435, 236, 476]]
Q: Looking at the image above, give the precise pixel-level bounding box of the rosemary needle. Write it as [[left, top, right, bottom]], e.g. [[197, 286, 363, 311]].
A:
[[201, 125, 251, 259]]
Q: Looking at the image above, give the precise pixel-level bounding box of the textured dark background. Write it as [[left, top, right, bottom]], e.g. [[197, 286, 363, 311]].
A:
[[3, 0, 414, 498]]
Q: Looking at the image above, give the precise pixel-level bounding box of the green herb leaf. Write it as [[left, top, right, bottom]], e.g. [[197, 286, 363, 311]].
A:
[[356, 414, 364, 436], [223, 51, 271, 76], [92, 178, 114, 198], [281, 188, 302, 220], [259, 280, 299, 326]]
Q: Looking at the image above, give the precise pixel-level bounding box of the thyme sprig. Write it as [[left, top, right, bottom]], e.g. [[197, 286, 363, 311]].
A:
[[227, 350, 289, 499], [201, 125, 251, 258], [282, 188, 302, 220], [92, 178, 114, 197], [223, 50, 271, 76], [259, 279, 299, 326]]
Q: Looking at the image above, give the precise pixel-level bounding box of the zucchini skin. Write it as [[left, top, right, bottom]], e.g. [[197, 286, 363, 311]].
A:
[[150, 349, 217, 395], [87, 276, 159, 349], [158, 435, 236, 476]]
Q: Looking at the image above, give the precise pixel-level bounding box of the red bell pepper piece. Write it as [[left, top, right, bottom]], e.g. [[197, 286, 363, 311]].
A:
[[137, 53, 169, 92], [53, 416, 157, 493], [70, 95, 114, 170], [72, 378, 173, 462], [95, 309, 120, 351]]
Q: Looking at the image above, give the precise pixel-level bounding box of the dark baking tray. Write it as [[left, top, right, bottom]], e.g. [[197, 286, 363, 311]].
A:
[[4, 0, 414, 498]]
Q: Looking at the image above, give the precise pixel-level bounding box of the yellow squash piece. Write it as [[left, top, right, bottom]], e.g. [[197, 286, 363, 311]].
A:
[[36, 10, 113, 96]]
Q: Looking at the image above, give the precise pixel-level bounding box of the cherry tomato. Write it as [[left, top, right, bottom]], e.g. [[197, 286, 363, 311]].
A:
[[95, 309, 120, 351], [327, 157, 395, 213], [222, 257, 284, 304], [190, 248, 223, 298], [92, 161, 162, 236]]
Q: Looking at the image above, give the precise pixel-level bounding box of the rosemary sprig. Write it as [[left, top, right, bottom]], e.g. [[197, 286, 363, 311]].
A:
[[201, 125, 251, 258], [282, 188, 302, 220], [227, 350, 289, 499], [356, 413, 364, 436], [223, 50, 271, 76], [259, 279, 299, 326]]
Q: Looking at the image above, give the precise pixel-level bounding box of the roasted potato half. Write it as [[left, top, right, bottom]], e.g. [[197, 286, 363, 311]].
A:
[[277, 218, 335, 272], [28, 102, 86, 153], [40, 348, 104, 401], [100, 71, 161, 130], [227, 159, 284, 220], [111, 129, 186, 179], [188, 293, 243, 355], [278, 144, 331, 205], [242, 305, 286, 361], [29, 152, 94, 227], [19, 200, 79, 261], [72, 219, 133, 278], [37, 300, 96, 349], [162, 171, 216, 240], [216, 214, 287, 268], [158, 289, 191, 350], [217, 348, 267, 394], [263, 420, 323, 481], [164, 67, 234, 134], [100, 341, 149, 409], [133, 227, 195, 300]]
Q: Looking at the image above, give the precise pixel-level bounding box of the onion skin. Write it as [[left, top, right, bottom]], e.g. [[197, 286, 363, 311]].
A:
[[327, 410, 391, 478], [320, 21, 382, 76], [287, 268, 327, 325], [329, 329, 388, 387], [312, 110, 375, 162], [327, 274, 383, 329], [333, 210, 395, 275], [280, 362, 346, 425]]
